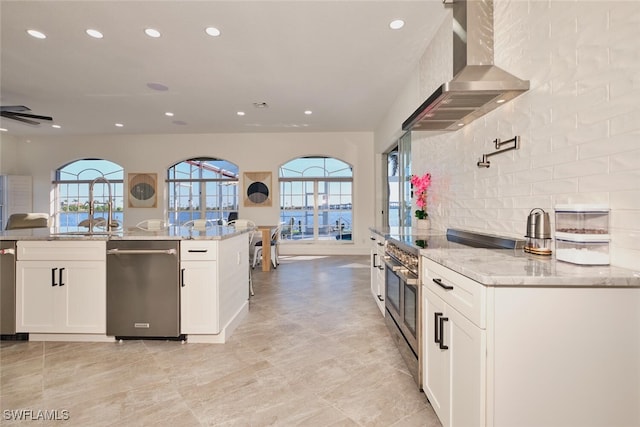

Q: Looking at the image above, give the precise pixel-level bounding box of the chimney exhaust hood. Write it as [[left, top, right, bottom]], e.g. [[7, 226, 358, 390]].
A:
[[402, 0, 529, 132]]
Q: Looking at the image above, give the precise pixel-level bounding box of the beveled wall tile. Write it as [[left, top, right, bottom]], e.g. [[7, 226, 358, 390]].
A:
[[412, 1, 640, 269]]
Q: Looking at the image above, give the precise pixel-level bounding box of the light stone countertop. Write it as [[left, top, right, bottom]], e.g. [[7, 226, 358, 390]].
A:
[[369, 226, 640, 288], [420, 245, 640, 287], [0, 225, 251, 241]]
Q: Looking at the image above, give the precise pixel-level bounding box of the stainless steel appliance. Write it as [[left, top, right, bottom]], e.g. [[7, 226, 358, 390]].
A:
[[1, 241, 17, 336], [402, 0, 529, 132], [383, 228, 525, 390], [384, 238, 422, 388], [106, 240, 182, 339], [524, 208, 552, 256]]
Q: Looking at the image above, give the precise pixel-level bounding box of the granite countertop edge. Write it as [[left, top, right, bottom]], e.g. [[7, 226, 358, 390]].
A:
[[420, 247, 640, 288], [0, 226, 252, 241]]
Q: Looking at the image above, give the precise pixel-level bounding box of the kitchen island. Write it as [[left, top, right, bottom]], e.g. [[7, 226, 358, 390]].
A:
[[0, 225, 252, 344]]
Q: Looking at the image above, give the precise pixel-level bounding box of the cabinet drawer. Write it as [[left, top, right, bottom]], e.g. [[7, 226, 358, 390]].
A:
[[180, 241, 217, 260], [423, 257, 486, 328], [17, 241, 106, 261]]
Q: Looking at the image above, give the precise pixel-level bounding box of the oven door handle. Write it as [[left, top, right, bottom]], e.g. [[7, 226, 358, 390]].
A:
[[384, 259, 419, 286], [394, 266, 420, 286], [404, 277, 419, 286]]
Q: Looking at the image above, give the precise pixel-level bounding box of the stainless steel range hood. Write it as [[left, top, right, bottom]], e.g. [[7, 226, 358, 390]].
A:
[[402, 0, 529, 132]]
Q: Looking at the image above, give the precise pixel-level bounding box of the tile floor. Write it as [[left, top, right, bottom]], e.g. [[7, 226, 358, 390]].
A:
[[0, 255, 441, 426]]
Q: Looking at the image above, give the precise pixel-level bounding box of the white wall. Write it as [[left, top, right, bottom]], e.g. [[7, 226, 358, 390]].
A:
[[0, 134, 20, 174], [395, 0, 640, 270], [2, 132, 374, 255]]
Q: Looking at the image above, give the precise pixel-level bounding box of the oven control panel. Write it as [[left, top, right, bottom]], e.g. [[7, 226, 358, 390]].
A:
[[385, 241, 419, 275]]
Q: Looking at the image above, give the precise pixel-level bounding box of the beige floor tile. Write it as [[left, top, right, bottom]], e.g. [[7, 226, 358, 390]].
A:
[[0, 255, 441, 427]]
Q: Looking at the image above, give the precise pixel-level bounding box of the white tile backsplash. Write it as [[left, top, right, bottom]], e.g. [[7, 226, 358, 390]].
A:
[[553, 157, 609, 179], [410, 0, 640, 270], [609, 149, 640, 172]]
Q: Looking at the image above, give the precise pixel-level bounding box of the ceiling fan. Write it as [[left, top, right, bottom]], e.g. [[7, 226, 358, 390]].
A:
[[0, 105, 53, 125]]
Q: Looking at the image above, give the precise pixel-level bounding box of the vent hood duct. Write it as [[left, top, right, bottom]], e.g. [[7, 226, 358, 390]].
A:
[[402, 0, 529, 132]]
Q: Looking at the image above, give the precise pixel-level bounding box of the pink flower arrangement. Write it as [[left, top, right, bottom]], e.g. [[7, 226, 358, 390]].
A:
[[410, 173, 432, 219]]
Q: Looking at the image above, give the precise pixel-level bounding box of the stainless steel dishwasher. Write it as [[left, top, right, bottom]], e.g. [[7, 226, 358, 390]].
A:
[[1, 241, 17, 336], [106, 240, 182, 339]]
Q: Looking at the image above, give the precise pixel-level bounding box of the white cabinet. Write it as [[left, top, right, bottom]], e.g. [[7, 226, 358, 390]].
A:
[[180, 233, 249, 337], [422, 256, 640, 427], [16, 241, 106, 334], [180, 241, 219, 334], [369, 232, 385, 315], [423, 288, 449, 423], [487, 286, 640, 427], [423, 258, 486, 427]]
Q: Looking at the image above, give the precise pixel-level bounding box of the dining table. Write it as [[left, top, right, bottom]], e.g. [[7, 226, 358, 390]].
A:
[[256, 225, 278, 272]]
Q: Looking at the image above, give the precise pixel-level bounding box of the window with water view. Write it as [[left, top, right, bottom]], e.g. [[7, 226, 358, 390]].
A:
[[53, 159, 124, 229], [167, 158, 239, 225], [279, 157, 353, 243]]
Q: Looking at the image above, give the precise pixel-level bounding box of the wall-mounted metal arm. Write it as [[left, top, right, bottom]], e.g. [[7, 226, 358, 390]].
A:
[[477, 136, 520, 168]]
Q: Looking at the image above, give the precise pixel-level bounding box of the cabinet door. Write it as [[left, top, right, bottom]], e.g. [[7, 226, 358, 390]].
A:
[[370, 241, 378, 297], [423, 287, 450, 427], [370, 240, 385, 315], [180, 260, 219, 334], [64, 261, 106, 333], [448, 303, 486, 427], [16, 260, 105, 333], [16, 261, 58, 332]]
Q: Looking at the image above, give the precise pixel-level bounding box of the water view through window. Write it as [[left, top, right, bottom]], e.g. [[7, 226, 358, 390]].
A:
[[279, 157, 353, 242], [54, 159, 124, 228]]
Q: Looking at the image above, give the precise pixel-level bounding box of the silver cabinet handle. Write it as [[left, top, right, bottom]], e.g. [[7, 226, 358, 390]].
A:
[[107, 248, 177, 255]]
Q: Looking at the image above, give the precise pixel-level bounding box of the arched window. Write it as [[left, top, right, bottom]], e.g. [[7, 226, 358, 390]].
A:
[[279, 156, 353, 243], [53, 159, 124, 228], [167, 158, 239, 225]]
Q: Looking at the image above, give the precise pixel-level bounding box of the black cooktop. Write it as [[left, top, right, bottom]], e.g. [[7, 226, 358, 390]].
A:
[[386, 228, 525, 254]]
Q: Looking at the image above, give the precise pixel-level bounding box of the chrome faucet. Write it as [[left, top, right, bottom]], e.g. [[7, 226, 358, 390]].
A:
[[89, 177, 115, 232]]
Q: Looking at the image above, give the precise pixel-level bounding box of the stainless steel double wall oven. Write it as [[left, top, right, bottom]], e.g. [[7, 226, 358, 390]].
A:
[[384, 237, 423, 388]]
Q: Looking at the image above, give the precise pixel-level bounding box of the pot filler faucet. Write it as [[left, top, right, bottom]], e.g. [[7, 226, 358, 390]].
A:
[[89, 177, 116, 232]]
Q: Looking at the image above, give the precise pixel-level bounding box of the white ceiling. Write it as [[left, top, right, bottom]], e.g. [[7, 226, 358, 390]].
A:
[[0, 0, 447, 137]]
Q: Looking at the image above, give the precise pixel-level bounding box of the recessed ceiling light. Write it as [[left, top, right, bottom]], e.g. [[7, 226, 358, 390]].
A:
[[27, 29, 46, 39], [86, 29, 103, 39], [205, 27, 221, 37], [304, 110, 313, 115], [0, 128, 7, 132], [144, 28, 161, 38], [165, 112, 174, 117], [457, 123, 464, 127], [389, 19, 405, 30], [496, 99, 506, 104], [237, 111, 245, 116], [147, 82, 169, 91], [115, 123, 124, 127], [52, 124, 61, 129]]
